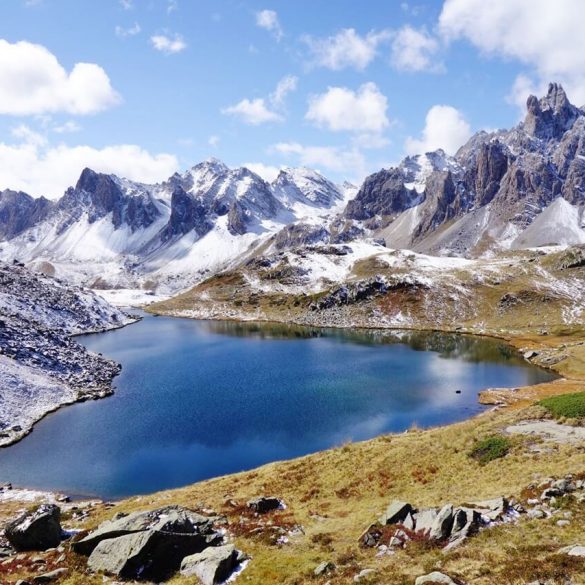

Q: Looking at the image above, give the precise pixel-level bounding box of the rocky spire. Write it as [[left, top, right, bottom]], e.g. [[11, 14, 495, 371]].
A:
[[524, 82, 581, 140]]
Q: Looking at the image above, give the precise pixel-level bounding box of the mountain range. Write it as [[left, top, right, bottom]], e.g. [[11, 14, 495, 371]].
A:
[[0, 83, 583, 294]]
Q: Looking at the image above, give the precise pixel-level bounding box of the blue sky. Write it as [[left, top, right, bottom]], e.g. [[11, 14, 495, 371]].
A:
[[0, 0, 584, 197]]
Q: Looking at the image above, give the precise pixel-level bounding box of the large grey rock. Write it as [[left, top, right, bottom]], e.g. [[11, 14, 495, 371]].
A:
[[429, 504, 454, 541], [74, 505, 219, 555], [471, 497, 508, 521], [180, 544, 247, 584], [413, 508, 438, 536], [87, 526, 221, 581], [378, 501, 413, 525], [5, 504, 62, 551], [415, 571, 464, 585]]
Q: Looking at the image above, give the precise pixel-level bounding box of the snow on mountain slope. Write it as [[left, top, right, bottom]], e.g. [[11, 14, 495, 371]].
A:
[[512, 197, 585, 248], [0, 159, 351, 294], [0, 261, 134, 445]]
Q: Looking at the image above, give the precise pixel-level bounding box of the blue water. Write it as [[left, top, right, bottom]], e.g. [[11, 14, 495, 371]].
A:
[[0, 316, 556, 499]]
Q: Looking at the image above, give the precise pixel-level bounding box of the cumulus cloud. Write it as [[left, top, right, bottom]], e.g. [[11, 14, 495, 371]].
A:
[[150, 33, 186, 54], [405, 104, 471, 155], [256, 9, 283, 41], [439, 0, 585, 104], [0, 40, 120, 116], [305, 82, 389, 133], [243, 162, 281, 182], [391, 26, 443, 73], [223, 75, 297, 125], [222, 98, 282, 125], [273, 142, 367, 179], [0, 129, 179, 198], [115, 22, 141, 38], [208, 135, 220, 148], [303, 28, 390, 71]]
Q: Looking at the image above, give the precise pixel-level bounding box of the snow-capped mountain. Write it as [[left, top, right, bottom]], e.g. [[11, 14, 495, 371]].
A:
[[345, 83, 585, 255], [0, 160, 352, 293]]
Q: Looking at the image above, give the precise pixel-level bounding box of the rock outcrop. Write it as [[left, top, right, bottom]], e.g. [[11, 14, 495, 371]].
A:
[[5, 505, 62, 551], [75, 506, 239, 582]]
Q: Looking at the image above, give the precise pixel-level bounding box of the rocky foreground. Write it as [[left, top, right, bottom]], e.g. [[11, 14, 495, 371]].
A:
[[0, 261, 134, 446]]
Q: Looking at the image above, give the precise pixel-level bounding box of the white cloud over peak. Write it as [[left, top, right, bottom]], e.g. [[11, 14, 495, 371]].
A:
[[0, 128, 179, 198], [243, 162, 281, 183], [0, 40, 120, 116], [306, 83, 389, 133], [391, 26, 443, 73], [439, 0, 585, 104], [273, 142, 367, 180], [405, 104, 471, 155], [303, 28, 390, 71], [150, 33, 186, 54], [223, 75, 297, 125], [256, 10, 283, 41]]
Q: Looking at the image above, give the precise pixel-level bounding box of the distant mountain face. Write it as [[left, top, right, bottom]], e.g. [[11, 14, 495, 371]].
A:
[[345, 83, 585, 254], [0, 159, 351, 291], [0, 83, 583, 293]]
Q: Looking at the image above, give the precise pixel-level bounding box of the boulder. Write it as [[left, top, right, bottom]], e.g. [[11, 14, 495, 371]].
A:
[[471, 497, 508, 521], [247, 496, 283, 514], [559, 544, 585, 557], [313, 560, 336, 577], [74, 505, 219, 556], [87, 527, 221, 581], [378, 501, 413, 525], [415, 571, 464, 585], [413, 508, 438, 537], [354, 568, 376, 581], [180, 544, 247, 584], [429, 504, 454, 541], [5, 505, 62, 551]]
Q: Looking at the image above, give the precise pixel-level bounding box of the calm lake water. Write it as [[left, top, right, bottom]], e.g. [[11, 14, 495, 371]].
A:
[[0, 316, 556, 499]]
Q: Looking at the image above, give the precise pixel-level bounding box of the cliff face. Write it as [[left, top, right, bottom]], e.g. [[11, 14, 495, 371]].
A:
[[346, 83, 585, 255]]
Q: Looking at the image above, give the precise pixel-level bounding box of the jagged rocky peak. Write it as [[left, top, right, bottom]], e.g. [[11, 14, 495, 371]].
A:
[[524, 82, 582, 140], [273, 166, 344, 208], [0, 189, 53, 239]]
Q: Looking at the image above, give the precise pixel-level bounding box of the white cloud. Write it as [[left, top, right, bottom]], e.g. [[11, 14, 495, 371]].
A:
[[273, 142, 367, 179], [255, 10, 283, 41], [222, 98, 282, 125], [119, 0, 133, 9], [243, 162, 281, 182], [391, 26, 442, 73], [53, 120, 82, 134], [271, 75, 298, 107], [306, 82, 389, 133], [439, 0, 585, 104], [150, 33, 186, 54], [223, 75, 297, 125], [0, 40, 120, 116], [0, 131, 179, 198], [303, 28, 390, 71], [208, 135, 220, 148], [405, 104, 471, 155], [115, 22, 141, 38], [167, 0, 178, 13]]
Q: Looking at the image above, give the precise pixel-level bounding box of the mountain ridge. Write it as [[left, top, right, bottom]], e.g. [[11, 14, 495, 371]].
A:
[[0, 83, 583, 293]]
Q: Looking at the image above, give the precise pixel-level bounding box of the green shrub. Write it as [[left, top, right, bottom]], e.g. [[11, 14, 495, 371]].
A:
[[539, 392, 585, 420], [469, 436, 511, 465]]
